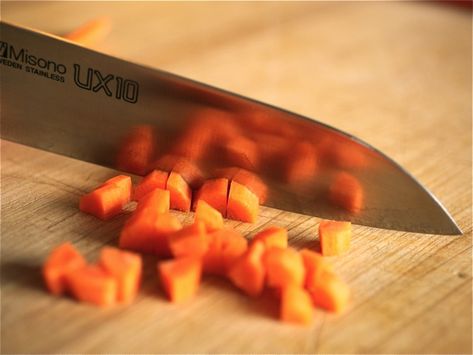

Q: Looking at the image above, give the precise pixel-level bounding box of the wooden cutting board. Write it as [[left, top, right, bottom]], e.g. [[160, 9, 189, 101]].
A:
[[1, 2, 471, 353]]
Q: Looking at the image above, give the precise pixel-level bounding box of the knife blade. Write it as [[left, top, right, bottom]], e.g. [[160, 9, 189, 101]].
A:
[[0, 21, 461, 235]]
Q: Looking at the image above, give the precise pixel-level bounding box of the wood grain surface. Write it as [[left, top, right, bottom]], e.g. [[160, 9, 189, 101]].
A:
[[1, 1, 471, 354]]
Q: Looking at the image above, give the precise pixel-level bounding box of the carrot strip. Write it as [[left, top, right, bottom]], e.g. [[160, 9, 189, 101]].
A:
[[167, 222, 208, 258], [64, 17, 112, 47], [119, 212, 182, 256], [133, 170, 169, 201], [328, 172, 363, 213], [192, 178, 229, 216], [116, 125, 156, 175], [307, 271, 350, 313], [264, 247, 305, 289], [194, 200, 224, 232], [226, 181, 259, 223], [280, 285, 314, 325], [300, 248, 333, 290], [228, 241, 266, 297], [319, 220, 351, 256], [42, 243, 86, 295], [66, 265, 117, 307], [99, 247, 142, 303], [166, 171, 192, 212], [203, 228, 248, 276], [253, 227, 287, 249], [158, 257, 202, 303]]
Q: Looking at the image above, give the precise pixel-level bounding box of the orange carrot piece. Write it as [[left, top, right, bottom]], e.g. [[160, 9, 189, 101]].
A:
[[42, 243, 86, 296], [226, 181, 259, 223], [194, 200, 224, 232], [99, 247, 142, 303], [168, 222, 208, 258], [264, 247, 305, 289], [280, 285, 314, 325], [221, 136, 260, 171], [134, 188, 170, 215], [79, 175, 132, 220], [228, 241, 266, 297], [328, 172, 364, 213], [119, 212, 182, 256], [66, 265, 117, 307], [203, 228, 248, 276], [158, 257, 202, 303], [300, 248, 333, 289], [319, 220, 351, 256], [214, 167, 268, 205], [133, 170, 169, 201], [307, 271, 350, 313], [253, 226, 288, 249], [166, 171, 192, 212], [64, 17, 112, 46], [154, 155, 204, 189], [192, 178, 229, 216], [116, 125, 156, 176]]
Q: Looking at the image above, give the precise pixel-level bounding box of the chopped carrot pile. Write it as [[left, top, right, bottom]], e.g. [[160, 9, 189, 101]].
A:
[[319, 220, 351, 256], [193, 178, 229, 216], [66, 265, 118, 307], [226, 181, 259, 223], [158, 257, 202, 303], [264, 247, 305, 289], [329, 172, 363, 213], [306, 271, 350, 313], [42, 242, 86, 295], [194, 200, 224, 232], [79, 175, 132, 220], [280, 285, 314, 325], [168, 222, 208, 258], [133, 170, 169, 201], [228, 241, 266, 297], [166, 171, 192, 212], [99, 247, 142, 304], [253, 226, 287, 249]]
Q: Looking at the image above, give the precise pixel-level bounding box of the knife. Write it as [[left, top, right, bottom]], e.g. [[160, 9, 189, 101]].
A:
[[0, 21, 461, 235]]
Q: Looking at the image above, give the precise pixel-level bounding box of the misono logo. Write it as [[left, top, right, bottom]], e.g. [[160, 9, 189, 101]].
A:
[[0, 41, 66, 74]]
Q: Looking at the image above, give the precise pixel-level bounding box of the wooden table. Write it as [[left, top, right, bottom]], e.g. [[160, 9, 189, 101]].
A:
[[1, 2, 471, 353]]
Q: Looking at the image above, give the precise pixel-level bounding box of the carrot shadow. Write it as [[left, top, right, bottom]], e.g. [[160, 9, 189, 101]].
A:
[[301, 238, 322, 253], [1, 261, 45, 294]]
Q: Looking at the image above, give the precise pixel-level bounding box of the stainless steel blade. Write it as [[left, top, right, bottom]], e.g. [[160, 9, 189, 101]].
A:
[[0, 21, 461, 235]]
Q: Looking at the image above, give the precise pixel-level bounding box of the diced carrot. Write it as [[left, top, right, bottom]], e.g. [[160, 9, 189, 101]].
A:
[[99, 247, 142, 303], [319, 220, 351, 256], [214, 168, 268, 205], [168, 222, 208, 258], [79, 175, 132, 220], [64, 17, 112, 47], [280, 285, 314, 325], [282, 142, 317, 183], [228, 241, 266, 297], [264, 247, 305, 289], [66, 265, 117, 307], [158, 257, 202, 303], [253, 227, 288, 249], [203, 228, 248, 276], [166, 171, 192, 212], [300, 248, 333, 289], [307, 271, 350, 313], [220, 136, 260, 171], [119, 212, 182, 256], [194, 200, 224, 232], [116, 125, 156, 175], [42, 242, 86, 295], [192, 178, 229, 216], [133, 170, 169, 201], [226, 181, 259, 223], [154, 155, 204, 189], [328, 172, 363, 213], [134, 188, 170, 215]]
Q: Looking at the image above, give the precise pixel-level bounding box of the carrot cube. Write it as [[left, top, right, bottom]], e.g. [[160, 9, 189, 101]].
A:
[[194, 200, 224, 232], [133, 170, 169, 201], [66, 265, 118, 307], [300, 248, 333, 289], [307, 271, 350, 313], [168, 222, 208, 258], [42, 242, 86, 295], [158, 257, 202, 303], [193, 178, 229, 216], [264, 247, 305, 289], [253, 226, 287, 249], [280, 285, 314, 325], [319, 220, 351, 256], [226, 181, 259, 223], [134, 188, 170, 215], [166, 171, 192, 212], [99, 247, 142, 303]]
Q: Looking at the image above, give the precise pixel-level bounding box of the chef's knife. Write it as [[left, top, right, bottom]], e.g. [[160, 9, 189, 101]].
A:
[[0, 21, 461, 235]]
